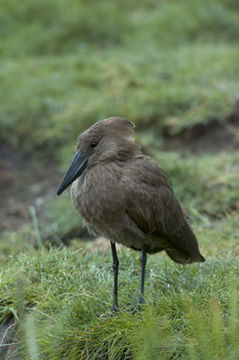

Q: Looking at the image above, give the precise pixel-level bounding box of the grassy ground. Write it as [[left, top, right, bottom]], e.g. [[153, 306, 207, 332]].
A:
[[1, 221, 239, 359], [1, 0, 239, 358]]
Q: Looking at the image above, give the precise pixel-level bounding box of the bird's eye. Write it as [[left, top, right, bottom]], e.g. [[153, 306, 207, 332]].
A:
[[90, 141, 98, 148]]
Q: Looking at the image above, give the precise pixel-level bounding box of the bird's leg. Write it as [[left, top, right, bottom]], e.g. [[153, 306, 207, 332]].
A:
[[139, 246, 147, 305], [132, 246, 147, 313], [110, 241, 119, 312]]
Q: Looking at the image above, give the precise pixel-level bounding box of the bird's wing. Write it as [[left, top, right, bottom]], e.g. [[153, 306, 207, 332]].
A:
[[120, 156, 204, 263]]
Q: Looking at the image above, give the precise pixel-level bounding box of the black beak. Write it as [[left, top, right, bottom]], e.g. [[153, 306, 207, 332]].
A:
[[57, 152, 89, 195]]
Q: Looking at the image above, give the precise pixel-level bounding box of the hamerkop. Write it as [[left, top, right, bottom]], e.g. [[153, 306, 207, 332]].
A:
[[57, 117, 205, 312]]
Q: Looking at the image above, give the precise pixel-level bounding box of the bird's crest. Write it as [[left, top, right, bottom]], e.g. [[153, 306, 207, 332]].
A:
[[85, 117, 135, 138]]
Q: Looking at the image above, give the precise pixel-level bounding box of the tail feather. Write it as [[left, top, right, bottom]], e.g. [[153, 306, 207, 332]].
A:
[[166, 248, 205, 264], [165, 219, 205, 264]]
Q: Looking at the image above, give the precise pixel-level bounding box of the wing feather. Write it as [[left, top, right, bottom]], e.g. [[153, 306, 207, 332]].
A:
[[121, 157, 205, 263]]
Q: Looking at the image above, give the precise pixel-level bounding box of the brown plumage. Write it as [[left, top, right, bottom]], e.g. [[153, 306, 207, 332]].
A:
[[57, 117, 205, 311]]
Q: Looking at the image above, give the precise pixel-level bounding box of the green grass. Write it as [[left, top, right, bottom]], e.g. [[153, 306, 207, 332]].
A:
[[156, 151, 239, 217], [0, 229, 239, 359], [1, 0, 239, 152], [1, 197, 239, 360], [1, 0, 239, 57], [1, 44, 238, 151]]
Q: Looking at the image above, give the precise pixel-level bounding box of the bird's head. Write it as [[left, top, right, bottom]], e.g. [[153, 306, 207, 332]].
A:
[[57, 117, 140, 195]]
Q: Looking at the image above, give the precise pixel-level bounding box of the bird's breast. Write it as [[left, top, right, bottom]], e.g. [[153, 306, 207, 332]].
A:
[[71, 164, 123, 225]]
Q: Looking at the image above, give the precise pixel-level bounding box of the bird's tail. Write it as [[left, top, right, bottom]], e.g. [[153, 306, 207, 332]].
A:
[[166, 219, 205, 264], [165, 248, 205, 264]]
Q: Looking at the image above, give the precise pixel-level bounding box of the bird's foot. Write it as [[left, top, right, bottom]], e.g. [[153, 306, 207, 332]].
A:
[[110, 305, 118, 315], [130, 297, 145, 315], [97, 306, 118, 318], [131, 303, 141, 315]]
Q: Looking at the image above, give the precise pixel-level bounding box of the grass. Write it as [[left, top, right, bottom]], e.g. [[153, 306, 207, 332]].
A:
[[1, 44, 238, 151], [156, 151, 239, 217], [0, 231, 239, 359], [0, 0, 239, 152], [1, 0, 239, 358]]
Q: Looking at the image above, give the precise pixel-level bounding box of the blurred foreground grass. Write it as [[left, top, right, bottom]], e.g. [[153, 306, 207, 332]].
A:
[[1, 0, 239, 358]]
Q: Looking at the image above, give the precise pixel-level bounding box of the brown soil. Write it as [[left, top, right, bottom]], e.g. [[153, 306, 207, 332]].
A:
[[162, 107, 239, 153], [0, 144, 61, 232]]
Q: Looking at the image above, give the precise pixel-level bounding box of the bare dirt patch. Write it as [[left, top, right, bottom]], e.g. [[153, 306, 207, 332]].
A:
[[163, 107, 239, 153], [0, 145, 61, 232]]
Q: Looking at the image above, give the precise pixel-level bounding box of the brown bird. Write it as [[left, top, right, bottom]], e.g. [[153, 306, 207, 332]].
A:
[[57, 117, 205, 312]]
